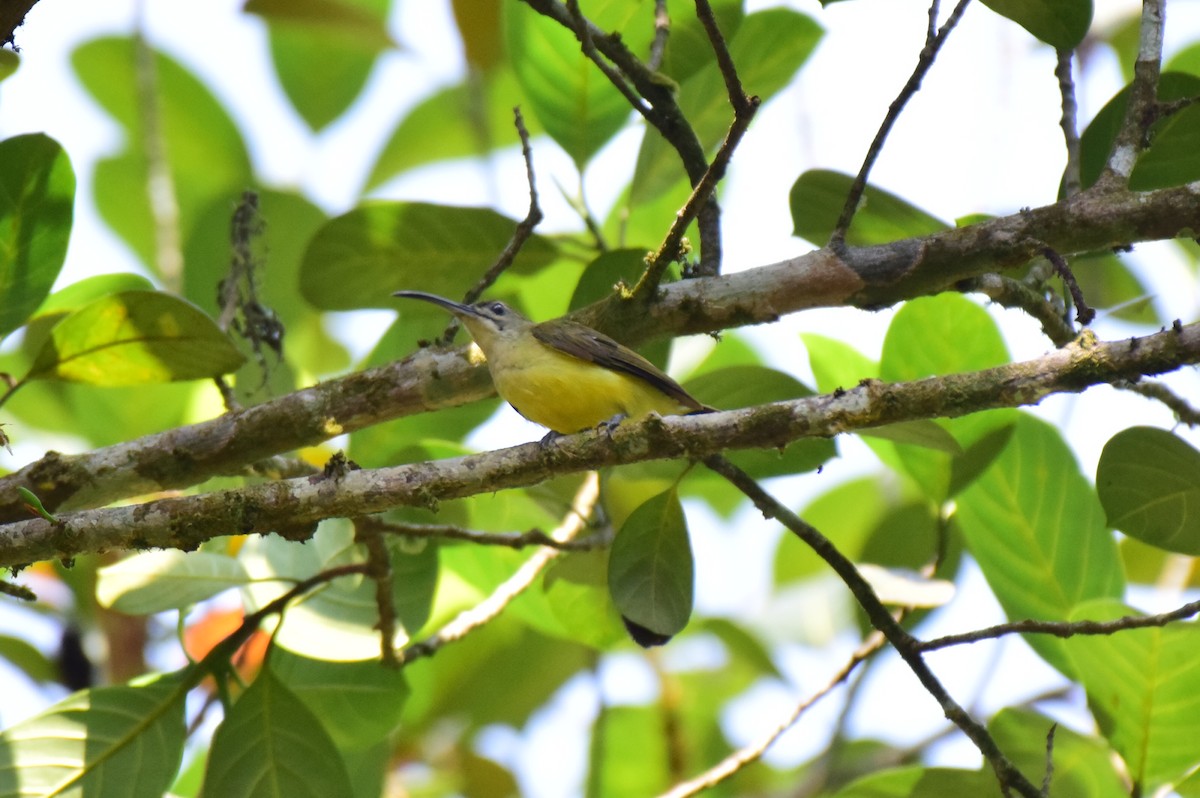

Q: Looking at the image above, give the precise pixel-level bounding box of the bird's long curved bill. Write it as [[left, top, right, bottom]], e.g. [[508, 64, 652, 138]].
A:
[[392, 290, 477, 318]]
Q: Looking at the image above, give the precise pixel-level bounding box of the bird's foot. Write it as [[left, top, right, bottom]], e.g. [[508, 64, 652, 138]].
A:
[[538, 429, 562, 447]]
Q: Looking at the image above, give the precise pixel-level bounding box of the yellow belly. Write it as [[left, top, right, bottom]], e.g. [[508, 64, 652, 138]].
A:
[[488, 344, 689, 434]]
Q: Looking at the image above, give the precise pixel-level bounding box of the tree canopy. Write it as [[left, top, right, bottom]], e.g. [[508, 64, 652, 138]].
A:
[[1, 0, 1200, 796]]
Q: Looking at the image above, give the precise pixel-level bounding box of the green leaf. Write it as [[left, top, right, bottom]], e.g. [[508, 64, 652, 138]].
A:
[[1070, 251, 1157, 325], [0, 49, 18, 83], [1096, 426, 1200, 555], [607, 487, 694, 639], [980, 0, 1092, 49], [450, 0, 504, 71], [879, 294, 1012, 500], [859, 420, 962, 454], [632, 8, 822, 202], [0, 634, 56, 684], [989, 708, 1129, 798], [32, 273, 156, 319], [956, 416, 1124, 675], [1076, 72, 1200, 192], [0, 674, 186, 798], [1067, 599, 1200, 792], [0, 134, 75, 340], [204, 668, 353, 798], [96, 550, 251, 614], [71, 37, 251, 273], [543, 548, 627, 650], [503, 1, 632, 167], [775, 477, 891, 585], [261, 0, 393, 132], [299, 202, 558, 310], [803, 332, 877, 393], [659, 0, 743, 84], [365, 68, 533, 191], [269, 649, 409, 749], [587, 705, 672, 797], [27, 290, 245, 385], [790, 169, 948, 248]]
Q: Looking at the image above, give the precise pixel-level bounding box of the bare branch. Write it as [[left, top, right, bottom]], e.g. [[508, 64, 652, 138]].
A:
[[701, 454, 1040, 797], [4, 322, 1200, 568], [1055, 50, 1082, 197], [1096, 0, 1165, 189], [360, 516, 609, 550], [963, 274, 1075, 347], [1041, 246, 1095, 326], [2, 180, 1198, 522]]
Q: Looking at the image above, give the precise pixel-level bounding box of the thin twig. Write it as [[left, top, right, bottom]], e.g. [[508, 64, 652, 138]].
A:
[[1096, 0, 1165, 189], [702, 453, 1041, 798], [1117, 378, 1200, 426], [829, 0, 972, 251], [648, 0, 669, 70], [361, 516, 610, 550], [356, 522, 399, 668], [633, 2, 759, 294], [1157, 94, 1200, 119], [1055, 50, 1082, 197], [399, 472, 600, 664], [1041, 724, 1057, 796], [660, 630, 887, 798], [963, 274, 1075, 346], [918, 598, 1200, 653], [463, 107, 544, 306], [1041, 246, 1095, 326]]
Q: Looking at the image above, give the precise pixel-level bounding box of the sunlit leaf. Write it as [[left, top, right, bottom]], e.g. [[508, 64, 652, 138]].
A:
[[0, 674, 186, 798], [830, 765, 993, 796], [1067, 599, 1200, 792], [27, 290, 244, 385], [1097, 426, 1200, 555], [96, 550, 250, 614], [0, 134, 75, 341], [790, 169, 948, 247], [607, 487, 694, 641], [956, 416, 1124, 675], [204, 668, 353, 797]]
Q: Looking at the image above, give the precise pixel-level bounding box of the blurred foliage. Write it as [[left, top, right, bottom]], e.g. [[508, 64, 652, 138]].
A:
[[0, 1, 1198, 797]]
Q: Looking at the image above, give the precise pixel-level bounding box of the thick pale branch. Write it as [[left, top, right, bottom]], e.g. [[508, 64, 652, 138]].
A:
[[2, 182, 1197, 522], [3, 322, 1199, 568]]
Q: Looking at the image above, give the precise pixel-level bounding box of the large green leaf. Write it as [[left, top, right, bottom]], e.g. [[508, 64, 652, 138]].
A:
[[1076, 72, 1200, 193], [980, 0, 1092, 49], [299, 202, 558, 310], [252, 0, 394, 132], [879, 294, 1013, 500], [607, 487, 694, 641], [96, 550, 250, 614], [989, 708, 1129, 798], [268, 649, 409, 750], [1096, 426, 1200, 555], [0, 674, 186, 798], [204, 668, 353, 798], [0, 134, 75, 341], [631, 7, 822, 202], [586, 705, 672, 797], [790, 169, 948, 248], [503, 1, 633, 167], [1067, 599, 1200, 792], [956, 416, 1124, 675], [71, 38, 251, 273], [26, 290, 244, 385]]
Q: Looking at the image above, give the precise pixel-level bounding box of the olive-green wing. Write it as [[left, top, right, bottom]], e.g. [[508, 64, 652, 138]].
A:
[[532, 321, 706, 411]]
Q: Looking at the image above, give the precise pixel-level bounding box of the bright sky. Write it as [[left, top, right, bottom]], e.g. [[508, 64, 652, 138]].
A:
[[3, 0, 1200, 794]]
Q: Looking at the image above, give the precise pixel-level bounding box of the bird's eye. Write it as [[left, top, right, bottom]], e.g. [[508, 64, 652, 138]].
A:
[[490, 302, 506, 315]]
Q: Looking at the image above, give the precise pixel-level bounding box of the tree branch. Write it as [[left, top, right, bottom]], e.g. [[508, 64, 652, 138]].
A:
[[4, 322, 1200, 568], [1096, 0, 1165, 189], [2, 181, 1197, 522]]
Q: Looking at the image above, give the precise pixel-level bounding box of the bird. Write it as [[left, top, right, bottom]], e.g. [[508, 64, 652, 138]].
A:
[[392, 291, 709, 435]]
